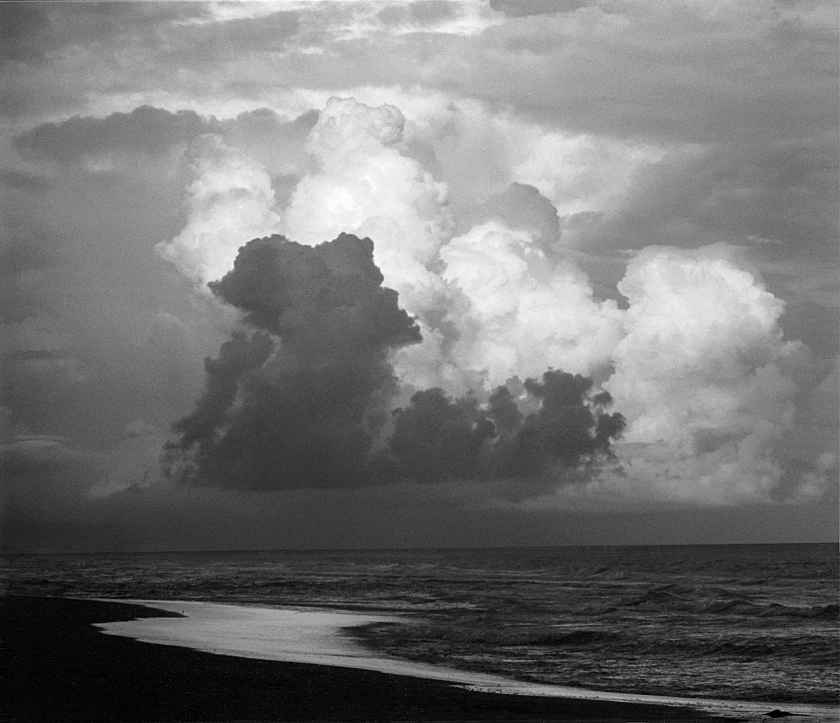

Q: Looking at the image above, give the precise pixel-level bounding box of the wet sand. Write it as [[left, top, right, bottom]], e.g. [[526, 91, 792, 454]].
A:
[[0, 595, 800, 721]]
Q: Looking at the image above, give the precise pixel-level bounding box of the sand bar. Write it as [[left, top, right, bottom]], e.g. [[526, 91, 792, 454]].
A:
[[94, 599, 838, 721]]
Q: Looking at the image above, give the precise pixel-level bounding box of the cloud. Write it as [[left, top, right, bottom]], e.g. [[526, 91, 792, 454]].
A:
[[378, 1, 459, 27], [438, 221, 624, 389], [165, 232, 422, 489], [489, 0, 590, 17], [165, 228, 627, 492], [1, 0, 835, 553], [151, 93, 828, 505], [14, 105, 217, 164], [0, 436, 104, 535], [573, 137, 838, 260], [389, 370, 624, 483], [471, 182, 560, 248], [285, 97, 453, 314], [156, 134, 283, 286], [0, 114, 234, 471], [221, 107, 318, 179], [605, 244, 816, 504], [0, 3, 51, 63]]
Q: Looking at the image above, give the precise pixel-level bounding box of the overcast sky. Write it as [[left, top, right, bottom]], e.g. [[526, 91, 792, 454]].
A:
[[1, 0, 837, 552]]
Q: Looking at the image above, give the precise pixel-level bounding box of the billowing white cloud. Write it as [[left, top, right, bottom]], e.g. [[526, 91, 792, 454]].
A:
[[604, 245, 813, 504], [151, 95, 828, 507], [285, 96, 453, 314], [512, 130, 665, 220], [156, 134, 282, 287], [439, 221, 623, 389]]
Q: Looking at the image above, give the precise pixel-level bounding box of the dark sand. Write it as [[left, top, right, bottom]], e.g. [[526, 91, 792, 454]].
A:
[[1, 596, 734, 721]]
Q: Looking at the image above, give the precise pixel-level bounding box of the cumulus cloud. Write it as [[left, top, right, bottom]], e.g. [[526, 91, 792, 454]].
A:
[[438, 221, 623, 389], [156, 134, 283, 286], [605, 245, 816, 504], [165, 233, 422, 489], [281, 97, 463, 395], [152, 94, 827, 505], [164, 228, 626, 491], [285, 97, 453, 314], [389, 370, 624, 483]]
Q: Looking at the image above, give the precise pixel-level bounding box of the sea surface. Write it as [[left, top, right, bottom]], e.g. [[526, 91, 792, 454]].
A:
[[3, 543, 838, 705]]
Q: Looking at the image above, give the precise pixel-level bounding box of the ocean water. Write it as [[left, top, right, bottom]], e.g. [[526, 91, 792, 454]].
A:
[[3, 543, 838, 705]]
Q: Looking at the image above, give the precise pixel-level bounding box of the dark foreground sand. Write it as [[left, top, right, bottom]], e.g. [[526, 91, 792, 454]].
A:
[[1, 596, 733, 722]]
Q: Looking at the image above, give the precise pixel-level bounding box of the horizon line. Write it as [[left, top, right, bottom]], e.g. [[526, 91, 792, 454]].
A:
[[3, 539, 837, 556]]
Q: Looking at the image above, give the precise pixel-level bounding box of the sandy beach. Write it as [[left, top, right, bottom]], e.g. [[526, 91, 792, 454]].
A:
[[4, 595, 836, 721], [2, 595, 731, 722]]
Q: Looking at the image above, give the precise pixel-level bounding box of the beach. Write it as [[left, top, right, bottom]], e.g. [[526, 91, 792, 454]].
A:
[[4, 545, 838, 721], [2, 595, 732, 722]]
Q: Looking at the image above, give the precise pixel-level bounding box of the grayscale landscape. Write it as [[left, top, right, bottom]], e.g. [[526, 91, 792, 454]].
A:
[[1, 1, 838, 720]]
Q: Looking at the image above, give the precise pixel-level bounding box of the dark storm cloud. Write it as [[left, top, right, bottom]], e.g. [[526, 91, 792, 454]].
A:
[[208, 235, 420, 349], [14, 106, 219, 163], [389, 371, 624, 483], [166, 233, 422, 490], [171, 331, 273, 451], [168, 234, 624, 490], [166, 234, 624, 489]]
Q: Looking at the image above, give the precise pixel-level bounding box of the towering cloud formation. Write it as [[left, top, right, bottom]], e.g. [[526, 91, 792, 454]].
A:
[[156, 134, 282, 286], [156, 96, 826, 503], [606, 245, 812, 503], [285, 97, 453, 314], [165, 231, 625, 490]]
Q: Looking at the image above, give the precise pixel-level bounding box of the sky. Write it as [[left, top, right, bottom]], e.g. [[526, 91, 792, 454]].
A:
[[1, 0, 837, 552]]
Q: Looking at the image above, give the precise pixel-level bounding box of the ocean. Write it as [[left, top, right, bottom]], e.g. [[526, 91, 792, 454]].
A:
[[3, 543, 837, 706]]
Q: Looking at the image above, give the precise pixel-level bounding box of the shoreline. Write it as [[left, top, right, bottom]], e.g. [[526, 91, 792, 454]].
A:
[[3, 595, 836, 721], [2, 594, 728, 722], [93, 598, 838, 721]]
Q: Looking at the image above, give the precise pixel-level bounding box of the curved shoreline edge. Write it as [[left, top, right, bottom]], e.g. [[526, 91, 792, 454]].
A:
[[93, 598, 838, 722]]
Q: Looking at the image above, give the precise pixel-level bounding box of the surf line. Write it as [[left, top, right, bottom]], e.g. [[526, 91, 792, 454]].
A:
[[92, 599, 836, 721]]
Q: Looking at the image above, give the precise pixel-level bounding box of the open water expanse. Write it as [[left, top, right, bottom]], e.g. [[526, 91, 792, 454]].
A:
[[3, 543, 837, 705]]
